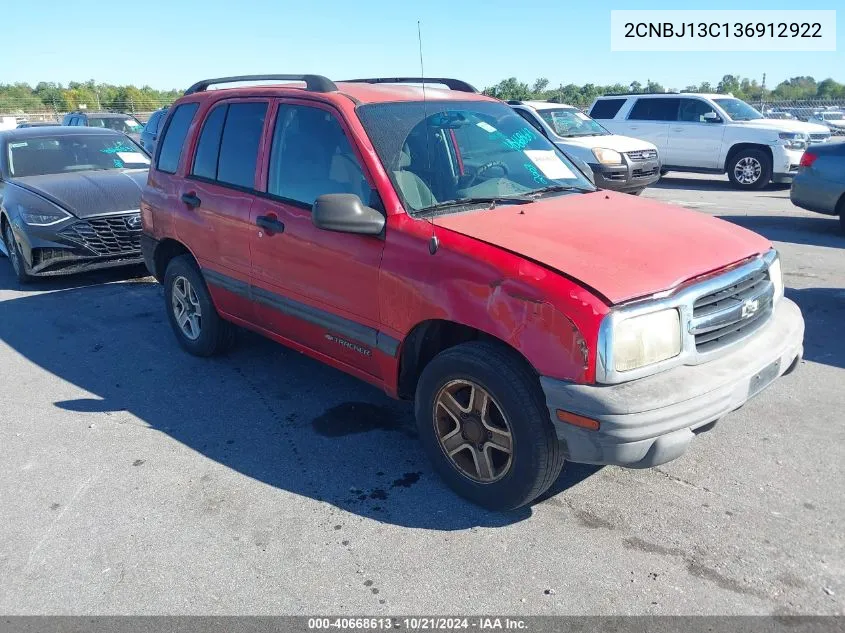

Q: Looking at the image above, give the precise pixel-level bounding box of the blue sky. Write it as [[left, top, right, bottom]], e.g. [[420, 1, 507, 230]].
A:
[[5, 0, 842, 90]]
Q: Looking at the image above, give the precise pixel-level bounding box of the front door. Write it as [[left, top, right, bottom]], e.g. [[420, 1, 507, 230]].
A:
[[250, 100, 386, 377], [665, 98, 725, 169]]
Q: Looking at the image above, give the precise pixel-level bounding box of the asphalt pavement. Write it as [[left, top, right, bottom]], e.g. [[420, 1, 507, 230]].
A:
[[0, 172, 842, 615]]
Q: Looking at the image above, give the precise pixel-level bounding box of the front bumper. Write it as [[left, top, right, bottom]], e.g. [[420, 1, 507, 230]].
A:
[[771, 146, 804, 184], [589, 155, 661, 193], [10, 213, 143, 277], [540, 298, 804, 468]]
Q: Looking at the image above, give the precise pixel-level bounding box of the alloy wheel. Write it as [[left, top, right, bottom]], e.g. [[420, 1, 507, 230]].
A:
[[433, 379, 513, 483], [4, 224, 21, 275], [171, 275, 202, 340], [734, 157, 762, 185]]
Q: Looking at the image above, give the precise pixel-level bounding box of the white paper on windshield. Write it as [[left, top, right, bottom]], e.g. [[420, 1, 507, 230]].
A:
[[117, 152, 150, 165], [575, 112, 590, 121], [524, 150, 575, 179], [476, 121, 497, 133]]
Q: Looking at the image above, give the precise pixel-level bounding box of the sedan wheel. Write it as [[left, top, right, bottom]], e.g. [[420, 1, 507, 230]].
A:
[[3, 222, 33, 284]]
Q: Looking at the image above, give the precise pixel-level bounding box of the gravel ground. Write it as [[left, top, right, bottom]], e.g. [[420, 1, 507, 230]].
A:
[[0, 172, 842, 615]]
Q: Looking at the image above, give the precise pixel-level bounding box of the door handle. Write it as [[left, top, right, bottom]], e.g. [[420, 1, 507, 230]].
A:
[[256, 215, 285, 234], [671, 127, 684, 132], [180, 192, 201, 208]]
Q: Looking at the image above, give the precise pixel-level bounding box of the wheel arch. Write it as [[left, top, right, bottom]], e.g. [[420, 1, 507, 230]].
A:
[[395, 319, 538, 400], [724, 143, 773, 172], [152, 238, 194, 281]]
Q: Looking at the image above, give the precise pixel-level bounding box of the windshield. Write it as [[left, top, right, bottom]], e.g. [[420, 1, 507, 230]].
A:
[[6, 134, 151, 177], [537, 108, 608, 137], [713, 98, 764, 121], [822, 112, 845, 121], [356, 100, 594, 213], [89, 116, 143, 134]]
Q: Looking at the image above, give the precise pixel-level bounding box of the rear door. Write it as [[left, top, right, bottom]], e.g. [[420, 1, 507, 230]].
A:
[[624, 97, 677, 155], [249, 99, 386, 377], [176, 99, 269, 319], [666, 98, 725, 169]]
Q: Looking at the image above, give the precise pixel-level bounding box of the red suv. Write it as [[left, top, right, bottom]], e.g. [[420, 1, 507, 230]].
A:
[[141, 75, 805, 510]]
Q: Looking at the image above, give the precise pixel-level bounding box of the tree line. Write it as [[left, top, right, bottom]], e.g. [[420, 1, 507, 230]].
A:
[[2, 75, 844, 114], [0, 81, 182, 113], [482, 75, 845, 106]]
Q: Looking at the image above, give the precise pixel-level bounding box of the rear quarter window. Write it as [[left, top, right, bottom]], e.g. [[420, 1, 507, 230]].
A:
[[589, 99, 626, 120], [156, 103, 199, 174]]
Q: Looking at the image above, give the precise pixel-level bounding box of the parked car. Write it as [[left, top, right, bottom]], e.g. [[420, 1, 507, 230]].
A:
[[139, 107, 169, 154], [807, 110, 845, 136], [507, 100, 660, 195], [62, 111, 145, 144], [764, 111, 796, 120], [0, 127, 150, 282], [589, 93, 831, 189], [17, 121, 61, 128], [790, 141, 845, 231], [142, 75, 804, 510]]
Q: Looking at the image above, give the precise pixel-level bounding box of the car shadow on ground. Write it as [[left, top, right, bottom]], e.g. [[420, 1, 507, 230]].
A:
[[719, 214, 843, 249], [653, 175, 791, 193], [0, 257, 151, 292], [0, 267, 599, 530], [786, 287, 845, 370]]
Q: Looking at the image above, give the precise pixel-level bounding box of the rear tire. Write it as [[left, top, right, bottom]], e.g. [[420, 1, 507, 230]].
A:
[[163, 255, 235, 356], [3, 220, 35, 284], [727, 149, 772, 190], [414, 341, 564, 510]]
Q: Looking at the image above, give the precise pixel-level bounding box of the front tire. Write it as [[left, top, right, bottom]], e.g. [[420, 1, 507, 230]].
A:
[[414, 341, 564, 510], [163, 255, 235, 356], [728, 149, 772, 190], [3, 220, 35, 284]]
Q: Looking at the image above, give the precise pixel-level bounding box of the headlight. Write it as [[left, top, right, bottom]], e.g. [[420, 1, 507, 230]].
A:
[[592, 148, 623, 165], [613, 308, 682, 372], [19, 206, 71, 226], [768, 255, 783, 304], [778, 132, 807, 150]]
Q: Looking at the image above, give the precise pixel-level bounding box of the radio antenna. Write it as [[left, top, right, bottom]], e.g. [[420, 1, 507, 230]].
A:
[[417, 20, 439, 254]]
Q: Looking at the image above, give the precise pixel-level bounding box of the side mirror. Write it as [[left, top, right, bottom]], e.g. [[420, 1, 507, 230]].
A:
[[312, 194, 385, 236], [703, 112, 722, 123]]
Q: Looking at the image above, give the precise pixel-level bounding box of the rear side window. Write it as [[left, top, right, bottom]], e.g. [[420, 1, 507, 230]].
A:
[[191, 104, 227, 180], [156, 103, 199, 174], [216, 102, 267, 189], [628, 98, 680, 121], [589, 99, 626, 119]]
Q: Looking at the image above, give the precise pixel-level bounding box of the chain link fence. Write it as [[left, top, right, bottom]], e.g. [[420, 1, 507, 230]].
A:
[[1, 99, 174, 125]]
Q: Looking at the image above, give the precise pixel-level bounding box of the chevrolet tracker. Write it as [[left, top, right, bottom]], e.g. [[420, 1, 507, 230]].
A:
[[140, 75, 805, 510]]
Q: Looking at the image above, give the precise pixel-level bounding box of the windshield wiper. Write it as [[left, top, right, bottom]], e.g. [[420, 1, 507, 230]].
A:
[[526, 184, 594, 197], [417, 196, 533, 214]]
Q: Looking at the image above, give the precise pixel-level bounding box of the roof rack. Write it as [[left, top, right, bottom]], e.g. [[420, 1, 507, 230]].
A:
[[184, 74, 337, 96], [341, 77, 477, 93]]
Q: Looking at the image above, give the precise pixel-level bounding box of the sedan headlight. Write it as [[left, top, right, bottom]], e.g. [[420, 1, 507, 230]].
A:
[[19, 206, 72, 226], [777, 132, 807, 150], [768, 255, 783, 304], [592, 148, 623, 165], [612, 308, 682, 372]]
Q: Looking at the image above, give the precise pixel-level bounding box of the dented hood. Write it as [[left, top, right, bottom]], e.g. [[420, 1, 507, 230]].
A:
[[432, 191, 771, 305]]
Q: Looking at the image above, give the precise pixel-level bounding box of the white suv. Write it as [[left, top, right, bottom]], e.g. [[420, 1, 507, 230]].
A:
[[589, 93, 831, 190], [509, 100, 660, 195]]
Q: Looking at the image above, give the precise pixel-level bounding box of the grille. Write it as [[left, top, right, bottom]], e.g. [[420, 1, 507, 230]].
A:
[[58, 214, 142, 256], [632, 166, 659, 178], [626, 149, 658, 161], [690, 269, 774, 354], [809, 133, 830, 143]]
